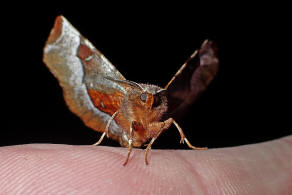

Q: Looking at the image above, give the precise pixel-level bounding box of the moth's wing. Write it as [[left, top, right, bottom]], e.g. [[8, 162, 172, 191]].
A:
[[165, 40, 219, 119], [43, 15, 125, 136]]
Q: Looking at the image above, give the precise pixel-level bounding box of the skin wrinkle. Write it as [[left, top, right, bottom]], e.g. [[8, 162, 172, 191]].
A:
[[275, 140, 292, 194], [200, 151, 237, 194], [71, 149, 130, 190], [255, 139, 291, 194], [175, 151, 208, 195], [24, 154, 73, 194], [122, 151, 161, 194], [230, 148, 272, 194], [233, 150, 260, 194], [152, 151, 191, 194], [1, 152, 39, 192], [283, 136, 292, 147], [0, 136, 291, 194], [189, 148, 246, 194]]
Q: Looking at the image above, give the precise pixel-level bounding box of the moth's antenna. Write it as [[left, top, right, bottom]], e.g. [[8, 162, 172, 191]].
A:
[[164, 50, 198, 89], [156, 88, 167, 94], [105, 77, 144, 91]]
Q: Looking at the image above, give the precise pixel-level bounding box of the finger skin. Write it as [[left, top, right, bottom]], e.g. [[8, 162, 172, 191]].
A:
[[0, 136, 291, 194]]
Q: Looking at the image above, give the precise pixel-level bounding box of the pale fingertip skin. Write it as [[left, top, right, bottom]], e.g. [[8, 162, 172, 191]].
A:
[[0, 136, 291, 194]]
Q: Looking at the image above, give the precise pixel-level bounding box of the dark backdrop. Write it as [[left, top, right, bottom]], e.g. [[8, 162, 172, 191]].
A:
[[1, 3, 291, 149]]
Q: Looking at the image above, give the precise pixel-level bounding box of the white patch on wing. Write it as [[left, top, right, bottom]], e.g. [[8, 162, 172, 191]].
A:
[[85, 55, 94, 61]]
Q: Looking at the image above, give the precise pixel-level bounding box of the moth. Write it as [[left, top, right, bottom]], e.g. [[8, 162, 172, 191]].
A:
[[43, 16, 219, 165]]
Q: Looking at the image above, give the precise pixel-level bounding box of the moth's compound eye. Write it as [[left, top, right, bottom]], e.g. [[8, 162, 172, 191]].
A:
[[153, 95, 161, 107], [140, 93, 147, 102]]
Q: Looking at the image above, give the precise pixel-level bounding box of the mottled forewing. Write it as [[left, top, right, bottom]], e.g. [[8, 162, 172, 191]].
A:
[[43, 16, 124, 136], [165, 40, 219, 119]]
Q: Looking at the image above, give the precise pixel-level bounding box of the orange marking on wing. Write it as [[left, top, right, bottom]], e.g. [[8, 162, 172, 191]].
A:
[[87, 89, 123, 116], [77, 42, 99, 74], [78, 43, 94, 60]]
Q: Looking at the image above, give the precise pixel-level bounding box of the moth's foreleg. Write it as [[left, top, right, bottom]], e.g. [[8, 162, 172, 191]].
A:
[[123, 122, 134, 166], [145, 131, 161, 165], [144, 118, 173, 165], [92, 132, 106, 146], [92, 111, 118, 146], [172, 120, 207, 150], [105, 111, 118, 138]]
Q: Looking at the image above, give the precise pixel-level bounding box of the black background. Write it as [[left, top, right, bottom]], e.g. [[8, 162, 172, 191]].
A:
[[1, 3, 291, 149]]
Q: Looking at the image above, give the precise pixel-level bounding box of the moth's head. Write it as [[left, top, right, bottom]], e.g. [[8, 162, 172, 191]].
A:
[[107, 78, 169, 146], [104, 77, 168, 119], [126, 83, 168, 120], [118, 81, 169, 146]]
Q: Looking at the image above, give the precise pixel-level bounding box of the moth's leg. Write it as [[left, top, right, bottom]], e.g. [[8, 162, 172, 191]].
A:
[[105, 111, 118, 137], [92, 111, 118, 146], [144, 118, 173, 165], [123, 122, 134, 166], [92, 132, 106, 146], [144, 131, 162, 165], [172, 119, 207, 150]]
